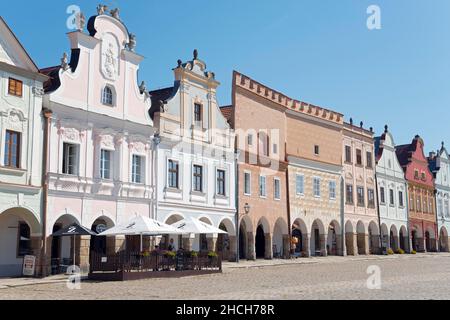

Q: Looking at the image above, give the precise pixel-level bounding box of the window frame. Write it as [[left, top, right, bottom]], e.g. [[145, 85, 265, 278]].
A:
[[8, 78, 23, 97], [100, 149, 113, 180], [194, 103, 203, 127], [192, 164, 203, 192], [356, 186, 365, 207], [131, 154, 144, 184], [17, 221, 31, 258], [329, 180, 336, 200], [345, 145, 352, 163], [244, 171, 251, 196], [366, 151, 373, 168], [346, 184, 354, 205], [296, 174, 305, 196], [379, 186, 386, 204], [313, 177, 321, 198], [167, 159, 180, 189], [216, 169, 226, 197], [102, 86, 114, 106], [62, 142, 79, 176], [4, 130, 21, 168], [368, 188, 375, 208], [259, 175, 267, 198], [356, 149, 362, 166], [274, 177, 281, 200]]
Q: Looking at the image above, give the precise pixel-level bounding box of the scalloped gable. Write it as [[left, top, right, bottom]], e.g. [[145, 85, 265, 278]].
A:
[[0, 17, 38, 72]]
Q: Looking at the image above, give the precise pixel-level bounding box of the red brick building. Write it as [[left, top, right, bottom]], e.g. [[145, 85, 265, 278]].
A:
[[396, 135, 437, 252]]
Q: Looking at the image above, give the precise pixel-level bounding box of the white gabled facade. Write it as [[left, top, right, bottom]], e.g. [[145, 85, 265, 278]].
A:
[[375, 126, 409, 252], [0, 17, 48, 276], [150, 51, 236, 261], [41, 11, 154, 274], [428, 143, 450, 252]]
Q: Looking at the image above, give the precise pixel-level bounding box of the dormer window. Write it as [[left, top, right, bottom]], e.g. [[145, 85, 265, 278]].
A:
[[102, 86, 114, 106], [194, 103, 202, 127]]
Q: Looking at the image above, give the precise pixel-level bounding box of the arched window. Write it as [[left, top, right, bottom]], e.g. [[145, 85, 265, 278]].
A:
[[102, 86, 114, 106]]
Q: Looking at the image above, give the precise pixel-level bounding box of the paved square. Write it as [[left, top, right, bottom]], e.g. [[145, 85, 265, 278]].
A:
[[1, 254, 449, 300]]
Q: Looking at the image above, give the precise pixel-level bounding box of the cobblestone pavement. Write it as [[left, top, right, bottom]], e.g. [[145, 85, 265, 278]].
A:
[[1, 253, 450, 300]]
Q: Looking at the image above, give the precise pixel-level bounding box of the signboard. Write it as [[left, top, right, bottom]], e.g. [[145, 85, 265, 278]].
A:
[[22, 255, 36, 277]]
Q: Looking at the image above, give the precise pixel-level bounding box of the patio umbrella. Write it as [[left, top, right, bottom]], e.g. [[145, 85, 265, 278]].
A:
[[52, 224, 97, 267], [172, 217, 228, 235], [98, 215, 182, 251]]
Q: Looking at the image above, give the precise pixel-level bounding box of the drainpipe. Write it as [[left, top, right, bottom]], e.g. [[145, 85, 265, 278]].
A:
[[285, 163, 292, 259], [340, 175, 345, 256], [375, 174, 384, 255], [235, 149, 240, 263], [41, 109, 52, 277]]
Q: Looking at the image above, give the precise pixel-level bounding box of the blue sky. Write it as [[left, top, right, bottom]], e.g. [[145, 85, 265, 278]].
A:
[[2, 0, 450, 152]]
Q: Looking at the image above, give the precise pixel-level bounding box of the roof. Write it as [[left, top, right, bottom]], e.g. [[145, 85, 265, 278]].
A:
[[40, 65, 61, 93], [0, 16, 39, 72], [219, 105, 233, 123], [395, 143, 412, 167]]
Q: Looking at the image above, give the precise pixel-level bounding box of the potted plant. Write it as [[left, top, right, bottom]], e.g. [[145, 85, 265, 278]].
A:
[[396, 248, 405, 255], [411, 250, 417, 255], [190, 251, 198, 258], [387, 248, 394, 255]]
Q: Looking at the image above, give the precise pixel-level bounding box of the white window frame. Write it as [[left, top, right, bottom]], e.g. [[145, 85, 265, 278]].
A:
[[167, 158, 180, 189], [100, 149, 113, 180], [274, 177, 281, 200], [216, 168, 227, 197], [313, 177, 321, 198], [131, 154, 145, 184], [192, 163, 204, 193], [329, 180, 336, 200], [259, 175, 267, 198], [102, 85, 115, 107], [62, 142, 80, 176], [296, 174, 305, 196]]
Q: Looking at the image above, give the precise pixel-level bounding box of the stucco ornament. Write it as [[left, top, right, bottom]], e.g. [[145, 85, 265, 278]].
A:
[[77, 12, 86, 31], [97, 4, 108, 15], [6, 110, 24, 131], [61, 52, 69, 71], [127, 34, 136, 51], [102, 35, 119, 80], [110, 8, 120, 20], [101, 134, 115, 149], [62, 127, 80, 143]]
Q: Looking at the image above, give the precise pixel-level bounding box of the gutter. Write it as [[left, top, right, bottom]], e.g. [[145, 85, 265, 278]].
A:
[[41, 109, 52, 277]]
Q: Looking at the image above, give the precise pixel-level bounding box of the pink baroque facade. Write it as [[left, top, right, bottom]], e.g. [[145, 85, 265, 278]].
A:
[[40, 11, 154, 274], [343, 120, 380, 255]]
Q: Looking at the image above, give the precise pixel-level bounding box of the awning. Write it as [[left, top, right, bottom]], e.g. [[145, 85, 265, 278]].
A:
[[172, 217, 228, 235]]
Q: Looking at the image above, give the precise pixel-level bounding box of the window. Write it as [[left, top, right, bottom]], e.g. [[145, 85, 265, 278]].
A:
[[429, 198, 433, 213], [416, 194, 422, 212], [100, 149, 112, 180], [389, 189, 395, 206], [194, 103, 202, 127], [314, 145, 320, 156], [423, 197, 428, 213], [168, 160, 179, 189], [102, 86, 113, 106], [380, 187, 386, 204], [346, 184, 354, 205], [356, 149, 362, 165], [410, 193, 415, 211], [274, 178, 281, 200], [438, 199, 444, 218], [399, 191, 404, 207], [368, 189, 375, 208], [132, 155, 143, 184], [414, 170, 419, 179], [329, 181, 336, 200], [273, 144, 278, 155], [313, 177, 321, 197], [259, 132, 269, 156], [17, 222, 31, 257], [62, 143, 79, 175], [296, 175, 304, 195], [244, 172, 251, 195], [259, 175, 266, 197], [445, 200, 450, 218], [4, 130, 20, 168], [357, 186, 365, 207], [421, 172, 426, 181], [247, 134, 253, 146], [8, 78, 23, 97], [345, 146, 352, 163], [366, 152, 373, 168], [216, 169, 226, 196], [193, 165, 203, 192]]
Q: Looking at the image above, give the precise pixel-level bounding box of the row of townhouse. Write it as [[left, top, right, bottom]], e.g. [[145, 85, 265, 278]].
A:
[[0, 6, 448, 277], [223, 71, 448, 260], [0, 9, 235, 277]]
